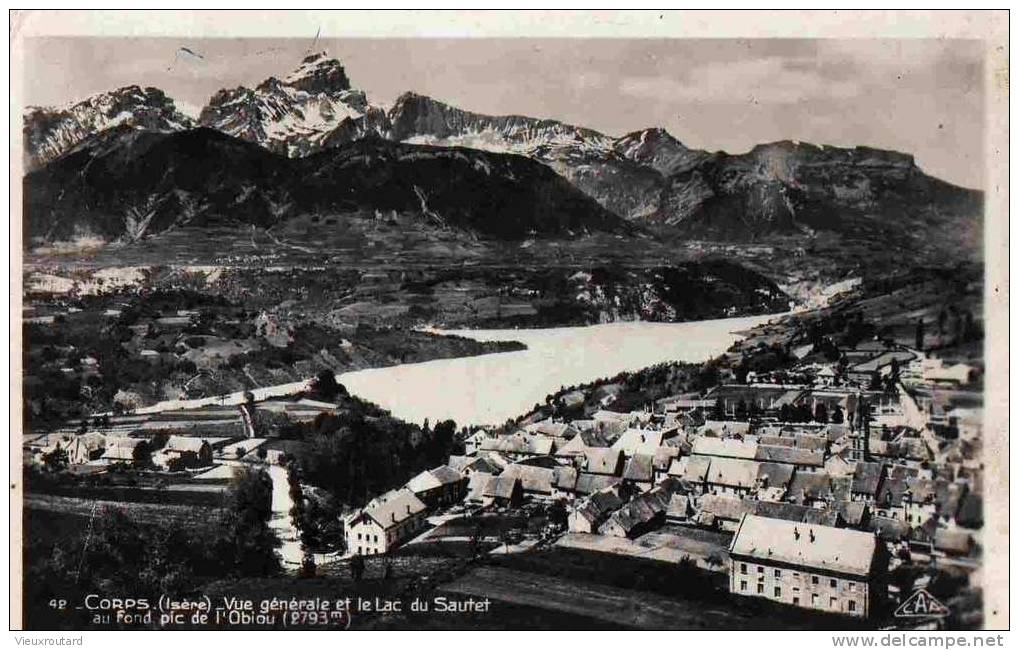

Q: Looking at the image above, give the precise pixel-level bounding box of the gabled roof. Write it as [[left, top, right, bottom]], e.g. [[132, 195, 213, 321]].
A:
[[850, 350, 917, 373], [584, 447, 623, 475], [691, 436, 758, 459], [573, 487, 624, 525], [836, 501, 869, 526], [407, 469, 443, 493], [699, 420, 754, 437], [554, 466, 578, 490], [955, 493, 982, 528], [670, 455, 711, 483], [574, 473, 622, 495], [612, 428, 664, 455], [935, 481, 966, 517], [756, 462, 795, 489], [705, 457, 759, 490], [466, 471, 494, 501], [592, 410, 626, 422], [430, 465, 465, 485], [483, 475, 520, 500], [876, 477, 909, 507], [601, 487, 670, 534], [905, 477, 938, 504], [101, 437, 146, 460], [362, 489, 427, 530], [758, 435, 796, 448], [755, 445, 825, 467], [751, 500, 838, 527], [698, 494, 752, 521], [652, 446, 681, 470], [731, 514, 877, 576], [787, 473, 834, 502], [525, 420, 579, 439], [479, 434, 554, 456], [868, 515, 909, 542], [447, 455, 501, 476], [622, 453, 655, 483], [667, 493, 693, 519], [934, 528, 973, 555], [478, 451, 511, 471], [501, 463, 555, 494], [164, 435, 209, 453], [852, 462, 884, 496], [793, 434, 829, 452]]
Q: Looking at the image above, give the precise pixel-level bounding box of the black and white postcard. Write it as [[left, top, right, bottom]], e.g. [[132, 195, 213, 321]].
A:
[[9, 9, 1009, 636]]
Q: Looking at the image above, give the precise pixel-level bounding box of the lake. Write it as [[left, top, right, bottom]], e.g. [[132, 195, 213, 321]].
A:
[[337, 313, 781, 427]]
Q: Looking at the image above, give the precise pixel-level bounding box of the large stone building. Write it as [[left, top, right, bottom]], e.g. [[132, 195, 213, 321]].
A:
[[345, 489, 428, 555], [728, 514, 885, 618]]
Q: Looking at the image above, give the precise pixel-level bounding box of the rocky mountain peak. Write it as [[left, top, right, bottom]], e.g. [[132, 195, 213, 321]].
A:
[[612, 127, 710, 177], [282, 51, 352, 94], [23, 85, 194, 170], [198, 51, 371, 157]]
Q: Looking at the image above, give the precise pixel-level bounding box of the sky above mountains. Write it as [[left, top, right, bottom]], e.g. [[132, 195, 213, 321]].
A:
[[23, 37, 985, 189]]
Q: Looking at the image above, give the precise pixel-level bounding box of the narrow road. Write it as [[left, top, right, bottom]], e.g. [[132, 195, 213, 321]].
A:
[[266, 463, 303, 567], [223, 459, 303, 567]]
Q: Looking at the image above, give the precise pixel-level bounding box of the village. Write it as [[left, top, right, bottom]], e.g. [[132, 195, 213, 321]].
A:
[[338, 334, 983, 622], [24, 321, 983, 627]]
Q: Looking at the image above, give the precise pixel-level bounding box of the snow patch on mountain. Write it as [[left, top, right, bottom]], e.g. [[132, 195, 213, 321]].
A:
[[199, 52, 373, 157], [23, 85, 195, 169]]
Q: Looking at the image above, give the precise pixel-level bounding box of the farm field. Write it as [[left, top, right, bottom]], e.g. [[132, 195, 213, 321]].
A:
[[24, 494, 220, 529], [440, 563, 868, 630]]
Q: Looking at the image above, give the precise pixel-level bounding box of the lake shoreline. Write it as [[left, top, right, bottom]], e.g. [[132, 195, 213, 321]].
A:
[[339, 313, 784, 428]]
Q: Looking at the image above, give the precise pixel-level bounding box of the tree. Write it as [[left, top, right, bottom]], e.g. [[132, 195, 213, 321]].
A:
[[831, 404, 845, 424], [311, 370, 346, 401], [299, 552, 316, 579], [813, 402, 829, 424], [42, 446, 68, 472], [350, 554, 365, 582], [779, 403, 792, 423], [735, 399, 749, 421], [548, 499, 568, 531], [868, 372, 883, 391], [214, 468, 280, 576], [711, 398, 725, 421]]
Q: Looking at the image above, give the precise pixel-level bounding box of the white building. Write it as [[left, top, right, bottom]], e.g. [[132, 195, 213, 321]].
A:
[[345, 489, 428, 556], [729, 514, 884, 618]]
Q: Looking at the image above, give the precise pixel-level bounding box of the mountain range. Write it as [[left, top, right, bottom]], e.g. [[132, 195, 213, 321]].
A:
[[24, 126, 633, 243], [23, 51, 983, 252]]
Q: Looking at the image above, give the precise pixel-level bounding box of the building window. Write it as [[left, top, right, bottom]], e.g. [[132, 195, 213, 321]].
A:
[[757, 584, 764, 594], [811, 594, 819, 606], [374, 535, 379, 543], [847, 582, 856, 592], [774, 587, 781, 598], [357, 533, 362, 540], [830, 597, 838, 609], [774, 569, 782, 578], [811, 576, 819, 585], [830, 579, 837, 588], [740, 580, 747, 591], [793, 597, 800, 606], [848, 601, 857, 613], [757, 566, 764, 574], [740, 563, 747, 574]]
